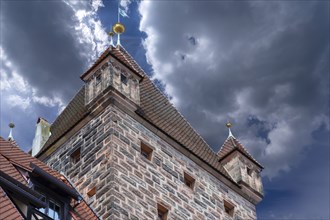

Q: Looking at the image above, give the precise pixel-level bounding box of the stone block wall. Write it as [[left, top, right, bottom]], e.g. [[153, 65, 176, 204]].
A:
[[44, 104, 257, 220], [85, 59, 140, 106], [223, 157, 242, 183], [224, 155, 263, 195]]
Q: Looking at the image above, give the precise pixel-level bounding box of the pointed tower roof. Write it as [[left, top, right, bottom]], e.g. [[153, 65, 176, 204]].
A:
[[218, 123, 263, 169]]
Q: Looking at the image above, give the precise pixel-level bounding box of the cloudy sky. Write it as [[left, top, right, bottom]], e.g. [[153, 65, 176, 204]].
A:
[[1, 0, 329, 218]]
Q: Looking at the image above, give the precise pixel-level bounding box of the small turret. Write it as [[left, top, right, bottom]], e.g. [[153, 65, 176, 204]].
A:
[[218, 122, 264, 205], [32, 117, 51, 156]]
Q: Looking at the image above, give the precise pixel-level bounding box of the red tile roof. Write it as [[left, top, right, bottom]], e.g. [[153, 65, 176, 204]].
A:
[[0, 138, 99, 220], [0, 187, 23, 220]]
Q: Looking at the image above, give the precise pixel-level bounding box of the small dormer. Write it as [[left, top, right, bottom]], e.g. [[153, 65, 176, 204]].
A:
[[81, 46, 142, 106], [218, 123, 263, 204]]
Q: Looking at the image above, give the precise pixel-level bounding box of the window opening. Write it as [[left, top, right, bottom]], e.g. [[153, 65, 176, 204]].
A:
[[157, 203, 168, 220], [48, 200, 61, 220], [224, 200, 235, 217], [95, 74, 102, 85], [70, 148, 81, 164], [121, 73, 128, 85], [87, 186, 96, 197], [247, 167, 253, 176], [183, 172, 195, 190], [37, 192, 62, 220], [140, 142, 153, 161]]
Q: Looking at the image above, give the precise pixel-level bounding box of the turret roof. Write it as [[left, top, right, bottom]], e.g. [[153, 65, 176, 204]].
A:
[[218, 135, 263, 168]]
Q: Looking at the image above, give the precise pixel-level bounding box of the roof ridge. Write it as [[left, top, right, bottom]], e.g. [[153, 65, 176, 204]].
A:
[[217, 136, 232, 154]]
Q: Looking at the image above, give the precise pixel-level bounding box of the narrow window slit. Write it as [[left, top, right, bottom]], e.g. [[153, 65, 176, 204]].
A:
[[140, 142, 153, 161], [183, 172, 195, 190], [70, 148, 81, 164]]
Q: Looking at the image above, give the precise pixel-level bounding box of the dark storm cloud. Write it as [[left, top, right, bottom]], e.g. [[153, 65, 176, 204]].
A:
[[140, 0, 329, 176], [1, 1, 91, 102], [0, 0, 107, 151], [140, 1, 329, 217]]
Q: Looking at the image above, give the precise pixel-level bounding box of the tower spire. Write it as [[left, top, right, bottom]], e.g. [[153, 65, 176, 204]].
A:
[[226, 121, 235, 138], [8, 122, 15, 141]]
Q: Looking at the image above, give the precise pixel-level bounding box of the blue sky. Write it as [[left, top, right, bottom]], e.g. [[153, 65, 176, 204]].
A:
[[1, 0, 329, 219]]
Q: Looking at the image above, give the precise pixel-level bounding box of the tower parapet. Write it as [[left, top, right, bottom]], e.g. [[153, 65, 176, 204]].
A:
[[82, 47, 142, 106]]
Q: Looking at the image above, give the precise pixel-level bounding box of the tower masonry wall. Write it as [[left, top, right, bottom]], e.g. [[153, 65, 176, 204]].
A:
[[44, 104, 257, 220]]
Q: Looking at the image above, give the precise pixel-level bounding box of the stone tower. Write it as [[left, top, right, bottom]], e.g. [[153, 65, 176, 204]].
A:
[[35, 45, 264, 220]]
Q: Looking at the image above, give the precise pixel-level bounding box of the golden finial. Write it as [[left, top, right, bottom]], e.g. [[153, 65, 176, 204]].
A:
[[226, 121, 235, 138], [108, 31, 115, 46], [112, 23, 125, 46], [112, 23, 125, 35], [226, 122, 232, 128]]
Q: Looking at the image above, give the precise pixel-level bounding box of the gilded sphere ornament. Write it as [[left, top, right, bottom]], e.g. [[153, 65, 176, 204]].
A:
[[226, 122, 232, 128], [112, 23, 125, 34]]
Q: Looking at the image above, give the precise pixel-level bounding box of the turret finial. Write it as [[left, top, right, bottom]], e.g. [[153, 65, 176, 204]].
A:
[[108, 31, 115, 46], [112, 23, 125, 46], [8, 122, 15, 141], [226, 121, 235, 138]]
